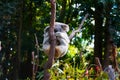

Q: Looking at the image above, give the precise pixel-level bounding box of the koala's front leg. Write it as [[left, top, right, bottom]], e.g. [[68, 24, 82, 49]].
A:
[[55, 32, 69, 58], [55, 32, 70, 43]]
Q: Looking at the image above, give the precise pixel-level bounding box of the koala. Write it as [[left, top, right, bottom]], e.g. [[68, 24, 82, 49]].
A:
[[42, 22, 70, 58]]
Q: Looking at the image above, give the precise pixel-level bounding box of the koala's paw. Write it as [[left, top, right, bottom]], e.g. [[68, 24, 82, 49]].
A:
[[55, 32, 61, 37]]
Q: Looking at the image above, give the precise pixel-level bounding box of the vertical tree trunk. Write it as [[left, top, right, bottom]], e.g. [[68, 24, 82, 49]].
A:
[[14, 0, 23, 79], [43, 0, 56, 80], [104, 14, 111, 68], [26, 0, 33, 78], [94, 3, 104, 64], [11, 0, 23, 80], [103, 3, 112, 69], [103, 17, 111, 69]]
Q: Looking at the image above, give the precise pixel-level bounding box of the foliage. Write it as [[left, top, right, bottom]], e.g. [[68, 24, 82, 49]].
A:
[[0, 0, 120, 79], [37, 59, 110, 80]]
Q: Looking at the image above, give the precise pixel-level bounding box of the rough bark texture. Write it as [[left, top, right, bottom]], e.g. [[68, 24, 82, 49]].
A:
[[43, 0, 56, 80]]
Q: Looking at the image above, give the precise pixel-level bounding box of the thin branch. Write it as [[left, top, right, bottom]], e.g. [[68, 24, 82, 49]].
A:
[[0, 41, 2, 51], [69, 13, 89, 40], [32, 51, 35, 80], [95, 57, 103, 71], [32, 33, 39, 80], [32, 34, 40, 80], [34, 33, 39, 57]]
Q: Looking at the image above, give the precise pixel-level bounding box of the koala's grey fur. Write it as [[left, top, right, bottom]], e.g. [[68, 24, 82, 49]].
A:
[[42, 22, 70, 58]]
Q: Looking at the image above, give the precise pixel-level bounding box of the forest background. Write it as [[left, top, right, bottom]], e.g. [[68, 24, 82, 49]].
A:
[[0, 0, 120, 80]]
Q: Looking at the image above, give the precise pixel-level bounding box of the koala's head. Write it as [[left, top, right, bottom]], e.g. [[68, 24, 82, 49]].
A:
[[44, 22, 69, 33], [54, 22, 69, 32]]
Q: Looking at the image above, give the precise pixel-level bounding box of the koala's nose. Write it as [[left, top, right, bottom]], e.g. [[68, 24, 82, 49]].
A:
[[54, 29, 58, 33]]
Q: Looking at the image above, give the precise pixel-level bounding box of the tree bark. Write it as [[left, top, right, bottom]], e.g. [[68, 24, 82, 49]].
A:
[[43, 0, 56, 80], [94, 3, 104, 64], [103, 2, 113, 69], [15, 0, 23, 79]]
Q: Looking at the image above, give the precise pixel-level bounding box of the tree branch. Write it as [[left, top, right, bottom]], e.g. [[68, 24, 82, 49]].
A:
[[95, 57, 103, 71], [69, 13, 89, 40], [32, 51, 35, 80], [31, 34, 40, 80], [43, 0, 56, 80]]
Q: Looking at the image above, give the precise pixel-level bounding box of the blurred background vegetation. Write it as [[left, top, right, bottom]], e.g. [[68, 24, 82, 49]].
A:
[[0, 0, 120, 80]]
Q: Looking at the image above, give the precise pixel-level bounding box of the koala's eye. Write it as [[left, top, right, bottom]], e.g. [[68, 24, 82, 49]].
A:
[[45, 27, 49, 32]]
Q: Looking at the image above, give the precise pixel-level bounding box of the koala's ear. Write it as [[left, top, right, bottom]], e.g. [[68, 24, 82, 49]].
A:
[[55, 22, 69, 32], [44, 26, 49, 33], [61, 24, 69, 32]]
